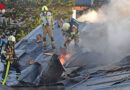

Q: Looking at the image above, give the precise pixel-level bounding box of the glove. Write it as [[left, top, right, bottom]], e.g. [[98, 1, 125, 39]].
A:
[[52, 24, 55, 30]]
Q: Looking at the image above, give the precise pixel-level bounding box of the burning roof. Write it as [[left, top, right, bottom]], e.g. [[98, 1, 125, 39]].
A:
[[1, 0, 130, 88]]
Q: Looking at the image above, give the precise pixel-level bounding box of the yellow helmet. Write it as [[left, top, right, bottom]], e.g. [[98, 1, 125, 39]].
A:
[[42, 6, 48, 11], [8, 35, 16, 42], [62, 23, 70, 31]]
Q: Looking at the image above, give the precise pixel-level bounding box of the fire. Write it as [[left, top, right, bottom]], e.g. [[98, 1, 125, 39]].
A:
[[65, 54, 71, 59], [59, 53, 72, 65], [60, 54, 66, 65]]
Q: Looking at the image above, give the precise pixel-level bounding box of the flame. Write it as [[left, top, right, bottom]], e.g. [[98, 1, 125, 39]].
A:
[[59, 53, 72, 65], [65, 54, 72, 59], [60, 54, 66, 65]]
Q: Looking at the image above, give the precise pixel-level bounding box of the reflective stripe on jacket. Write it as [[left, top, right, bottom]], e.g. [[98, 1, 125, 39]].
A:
[[40, 12, 52, 26]]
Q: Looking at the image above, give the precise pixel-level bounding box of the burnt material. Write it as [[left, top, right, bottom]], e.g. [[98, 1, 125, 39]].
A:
[[19, 62, 41, 83], [10, 54, 65, 87], [40, 54, 65, 85]]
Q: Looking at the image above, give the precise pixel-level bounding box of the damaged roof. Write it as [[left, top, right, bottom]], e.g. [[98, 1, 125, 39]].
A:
[[1, 23, 130, 90]]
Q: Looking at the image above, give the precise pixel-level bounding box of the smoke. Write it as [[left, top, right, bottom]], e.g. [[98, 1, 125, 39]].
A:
[[77, 9, 106, 23], [79, 0, 130, 64]]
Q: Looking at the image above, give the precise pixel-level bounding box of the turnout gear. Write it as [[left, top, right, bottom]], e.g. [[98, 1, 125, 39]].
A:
[[16, 73, 21, 79], [40, 6, 55, 49], [61, 18, 80, 49], [52, 24, 55, 30], [40, 12, 53, 26], [42, 26, 55, 48], [1, 37, 21, 85]]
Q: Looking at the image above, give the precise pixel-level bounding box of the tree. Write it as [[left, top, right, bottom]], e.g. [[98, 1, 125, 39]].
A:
[[2, 0, 76, 41], [16, 30, 26, 41]]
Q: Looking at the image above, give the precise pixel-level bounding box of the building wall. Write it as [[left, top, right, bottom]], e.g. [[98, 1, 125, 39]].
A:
[[75, 0, 92, 6]]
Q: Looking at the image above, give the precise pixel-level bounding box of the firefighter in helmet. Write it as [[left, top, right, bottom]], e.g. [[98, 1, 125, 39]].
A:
[[1, 36, 21, 85], [40, 6, 55, 50], [61, 18, 80, 49]]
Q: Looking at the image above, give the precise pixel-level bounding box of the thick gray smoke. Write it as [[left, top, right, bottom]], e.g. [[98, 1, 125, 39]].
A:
[[79, 0, 130, 64]]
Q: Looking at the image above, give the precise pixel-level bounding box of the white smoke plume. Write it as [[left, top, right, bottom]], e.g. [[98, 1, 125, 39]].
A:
[[79, 0, 130, 64], [77, 9, 106, 23]]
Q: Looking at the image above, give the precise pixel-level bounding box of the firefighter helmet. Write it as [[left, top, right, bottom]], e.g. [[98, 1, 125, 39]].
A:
[[8, 35, 16, 42], [42, 6, 48, 12], [62, 23, 70, 31]]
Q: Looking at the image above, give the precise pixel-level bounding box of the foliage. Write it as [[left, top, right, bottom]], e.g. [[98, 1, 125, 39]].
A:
[[17, 30, 26, 41], [1, 0, 75, 41]]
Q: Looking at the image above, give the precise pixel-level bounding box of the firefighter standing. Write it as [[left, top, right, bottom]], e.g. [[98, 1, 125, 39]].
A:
[[61, 18, 80, 49], [40, 6, 55, 50], [1, 36, 21, 85]]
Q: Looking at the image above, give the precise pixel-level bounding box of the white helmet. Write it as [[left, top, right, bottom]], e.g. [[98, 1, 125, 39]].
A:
[[62, 23, 70, 31], [8, 35, 16, 42]]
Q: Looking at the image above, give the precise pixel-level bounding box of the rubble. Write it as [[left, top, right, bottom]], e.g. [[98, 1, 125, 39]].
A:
[[17, 54, 65, 86]]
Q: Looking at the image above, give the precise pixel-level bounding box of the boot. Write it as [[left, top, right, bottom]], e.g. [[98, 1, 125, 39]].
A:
[[16, 73, 21, 80], [51, 42, 55, 49]]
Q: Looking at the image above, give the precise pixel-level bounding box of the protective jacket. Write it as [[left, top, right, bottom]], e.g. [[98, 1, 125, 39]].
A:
[[40, 12, 53, 26], [1, 42, 16, 64]]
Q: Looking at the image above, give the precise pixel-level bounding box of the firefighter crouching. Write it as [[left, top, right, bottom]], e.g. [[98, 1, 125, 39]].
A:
[[61, 20, 80, 49]]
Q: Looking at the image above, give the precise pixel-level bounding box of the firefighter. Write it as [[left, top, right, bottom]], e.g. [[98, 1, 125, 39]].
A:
[[40, 6, 55, 50], [61, 19, 80, 49], [1, 36, 21, 85], [0, 37, 6, 56]]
